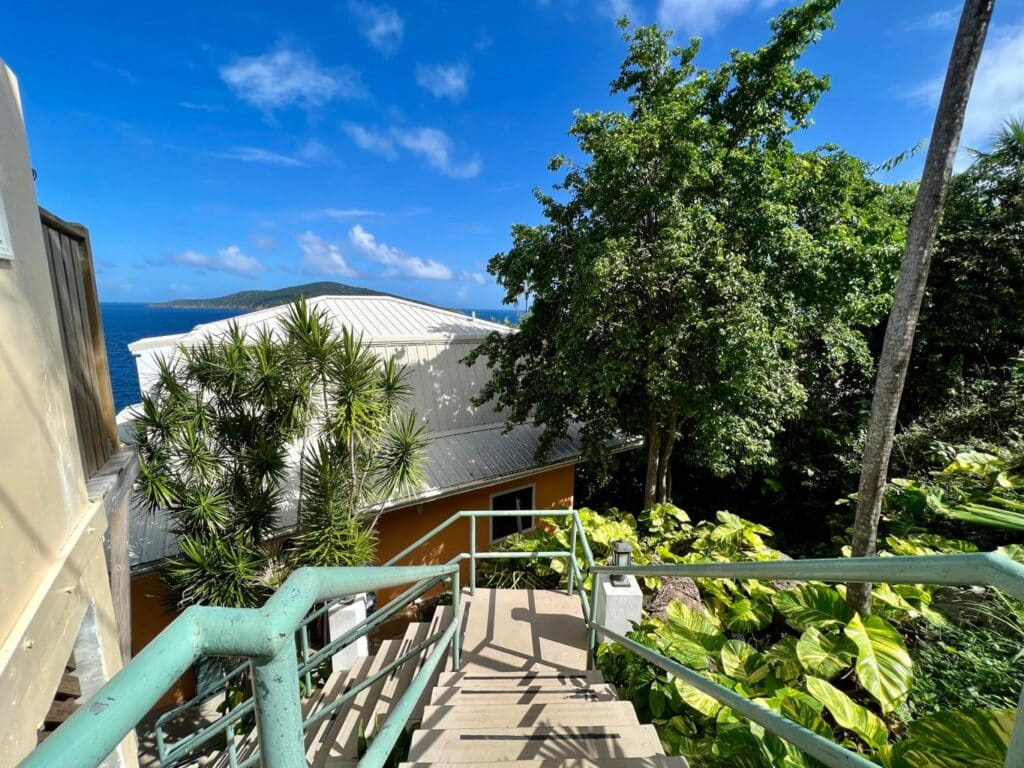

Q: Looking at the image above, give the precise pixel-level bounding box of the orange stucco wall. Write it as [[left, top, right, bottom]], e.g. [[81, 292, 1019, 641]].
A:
[[374, 464, 575, 603], [130, 571, 196, 708], [128, 463, 575, 709]]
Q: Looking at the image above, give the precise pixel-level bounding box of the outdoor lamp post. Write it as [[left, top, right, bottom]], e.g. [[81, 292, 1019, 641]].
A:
[[610, 540, 632, 586]]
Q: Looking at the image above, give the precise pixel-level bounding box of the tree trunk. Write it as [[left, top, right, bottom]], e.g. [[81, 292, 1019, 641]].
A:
[[644, 421, 662, 510], [847, 0, 994, 615], [657, 419, 677, 504]]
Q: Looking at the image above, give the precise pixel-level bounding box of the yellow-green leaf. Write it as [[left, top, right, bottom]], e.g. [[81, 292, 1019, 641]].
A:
[[805, 676, 888, 750], [844, 613, 913, 713], [796, 627, 856, 680], [772, 584, 854, 631]]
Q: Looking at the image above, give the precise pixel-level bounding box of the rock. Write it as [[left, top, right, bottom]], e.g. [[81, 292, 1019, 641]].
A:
[[931, 586, 993, 626], [645, 576, 708, 617]]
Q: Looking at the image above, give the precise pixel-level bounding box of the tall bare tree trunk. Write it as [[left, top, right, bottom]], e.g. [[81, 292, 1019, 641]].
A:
[[847, 0, 994, 614], [644, 420, 662, 510], [657, 417, 678, 504]]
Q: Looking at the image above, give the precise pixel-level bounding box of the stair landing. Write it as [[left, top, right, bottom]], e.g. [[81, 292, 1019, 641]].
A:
[[454, 588, 589, 672]]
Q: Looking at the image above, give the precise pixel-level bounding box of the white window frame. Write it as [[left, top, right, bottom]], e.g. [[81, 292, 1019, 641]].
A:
[[0, 187, 14, 260], [489, 483, 536, 543]]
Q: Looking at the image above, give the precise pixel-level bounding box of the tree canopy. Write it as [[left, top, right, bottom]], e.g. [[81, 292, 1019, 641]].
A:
[[468, 1, 911, 508]]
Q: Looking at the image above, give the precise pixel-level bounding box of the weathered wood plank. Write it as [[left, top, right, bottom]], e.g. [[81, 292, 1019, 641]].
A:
[[55, 673, 81, 700], [43, 698, 79, 726]]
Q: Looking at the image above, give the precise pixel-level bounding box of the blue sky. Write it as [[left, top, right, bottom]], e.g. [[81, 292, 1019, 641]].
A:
[[2, 1, 1023, 308]]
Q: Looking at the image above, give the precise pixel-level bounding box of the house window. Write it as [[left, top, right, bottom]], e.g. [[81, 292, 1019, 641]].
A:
[[490, 485, 534, 542]]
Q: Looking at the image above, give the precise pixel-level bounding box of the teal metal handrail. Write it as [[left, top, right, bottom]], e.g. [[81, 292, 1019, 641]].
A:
[[20, 565, 459, 768], [590, 552, 1024, 768]]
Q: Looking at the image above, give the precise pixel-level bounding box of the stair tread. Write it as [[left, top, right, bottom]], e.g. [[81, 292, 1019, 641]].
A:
[[421, 702, 638, 729], [410, 606, 456, 725], [430, 683, 619, 705], [408, 725, 665, 763], [304, 656, 373, 760], [314, 638, 403, 767], [399, 759, 689, 768], [436, 670, 603, 688], [366, 622, 433, 739]]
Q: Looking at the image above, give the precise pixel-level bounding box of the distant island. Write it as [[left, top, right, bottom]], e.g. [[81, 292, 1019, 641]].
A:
[[152, 281, 389, 310]]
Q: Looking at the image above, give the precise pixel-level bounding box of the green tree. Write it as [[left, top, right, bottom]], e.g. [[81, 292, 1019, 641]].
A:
[[134, 299, 427, 608], [468, 2, 909, 509]]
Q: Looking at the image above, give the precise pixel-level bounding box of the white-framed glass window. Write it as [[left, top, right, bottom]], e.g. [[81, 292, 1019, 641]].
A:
[[490, 484, 535, 542]]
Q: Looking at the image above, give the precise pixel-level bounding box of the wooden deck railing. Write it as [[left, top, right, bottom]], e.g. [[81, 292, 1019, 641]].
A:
[[40, 208, 118, 479]]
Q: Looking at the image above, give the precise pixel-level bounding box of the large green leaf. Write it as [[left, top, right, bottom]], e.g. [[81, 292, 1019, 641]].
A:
[[673, 676, 724, 718], [723, 597, 775, 633], [844, 613, 913, 713], [891, 708, 1014, 768], [796, 627, 856, 680], [720, 640, 770, 685], [772, 584, 854, 630], [665, 601, 726, 655], [804, 676, 888, 750], [766, 636, 803, 681]]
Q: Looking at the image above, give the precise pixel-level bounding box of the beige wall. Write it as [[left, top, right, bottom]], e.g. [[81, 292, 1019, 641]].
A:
[[0, 59, 134, 765]]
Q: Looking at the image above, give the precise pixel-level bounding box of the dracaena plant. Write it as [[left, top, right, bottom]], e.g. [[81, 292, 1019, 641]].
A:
[[134, 298, 427, 608]]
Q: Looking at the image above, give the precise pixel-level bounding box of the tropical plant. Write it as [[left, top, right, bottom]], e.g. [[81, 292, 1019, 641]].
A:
[[134, 298, 427, 608], [467, 1, 913, 510]]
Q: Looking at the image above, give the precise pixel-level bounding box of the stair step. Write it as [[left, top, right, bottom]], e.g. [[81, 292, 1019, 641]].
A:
[[430, 684, 619, 706], [313, 638, 402, 767], [410, 606, 455, 725], [436, 669, 604, 688], [366, 621, 432, 739], [407, 725, 665, 763], [305, 656, 373, 761], [399, 758, 689, 768], [421, 702, 639, 729]]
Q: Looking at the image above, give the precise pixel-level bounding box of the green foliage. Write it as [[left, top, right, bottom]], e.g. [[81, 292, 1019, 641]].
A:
[[594, 510, 1016, 766], [467, 1, 911, 506], [135, 298, 426, 608], [881, 708, 1014, 768]]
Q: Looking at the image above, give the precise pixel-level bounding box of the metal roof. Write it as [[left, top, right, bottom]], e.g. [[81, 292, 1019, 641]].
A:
[[126, 420, 630, 572], [128, 295, 513, 353]]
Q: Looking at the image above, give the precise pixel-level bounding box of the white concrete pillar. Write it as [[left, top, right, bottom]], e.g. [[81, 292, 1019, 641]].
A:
[[596, 574, 643, 640], [327, 595, 370, 673]]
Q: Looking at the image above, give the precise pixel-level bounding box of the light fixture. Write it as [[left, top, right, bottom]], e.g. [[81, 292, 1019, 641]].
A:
[[610, 540, 632, 586]]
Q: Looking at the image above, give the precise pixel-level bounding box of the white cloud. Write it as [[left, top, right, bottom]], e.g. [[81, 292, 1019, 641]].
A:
[[297, 231, 358, 277], [178, 101, 224, 112], [316, 208, 383, 219], [251, 234, 277, 251], [416, 63, 469, 101], [911, 24, 1024, 153], [394, 128, 481, 179], [349, 1, 404, 55], [343, 124, 481, 179], [655, 0, 782, 32], [216, 146, 305, 166], [905, 5, 960, 32], [217, 246, 266, 276], [348, 225, 453, 280], [459, 270, 488, 285], [220, 47, 362, 109], [168, 246, 265, 277], [604, 0, 638, 19], [342, 123, 398, 159]]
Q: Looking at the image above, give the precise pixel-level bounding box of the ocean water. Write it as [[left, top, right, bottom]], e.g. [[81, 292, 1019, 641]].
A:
[[101, 303, 522, 412]]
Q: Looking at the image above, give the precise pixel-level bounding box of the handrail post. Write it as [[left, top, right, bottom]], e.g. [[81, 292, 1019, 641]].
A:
[[587, 569, 600, 670], [252, 642, 305, 768], [470, 515, 477, 596], [451, 572, 462, 670], [567, 513, 578, 596]]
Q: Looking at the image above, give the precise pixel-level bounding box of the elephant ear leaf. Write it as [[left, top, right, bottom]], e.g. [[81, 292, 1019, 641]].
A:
[[844, 614, 913, 713], [892, 708, 1014, 768], [723, 597, 775, 633], [804, 676, 888, 750], [772, 584, 854, 631], [796, 627, 856, 680]]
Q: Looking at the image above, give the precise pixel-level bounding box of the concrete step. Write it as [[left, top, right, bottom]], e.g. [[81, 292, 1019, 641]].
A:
[[399, 758, 689, 768], [313, 638, 401, 767], [407, 725, 665, 763], [410, 606, 455, 726], [304, 656, 372, 761], [366, 621, 432, 739], [435, 669, 604, 688], [420, 701, 639, 730], [430, 684, 619, 706]]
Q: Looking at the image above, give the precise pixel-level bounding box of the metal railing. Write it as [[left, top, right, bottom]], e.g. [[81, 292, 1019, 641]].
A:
[[20, 505, 1024, 768]]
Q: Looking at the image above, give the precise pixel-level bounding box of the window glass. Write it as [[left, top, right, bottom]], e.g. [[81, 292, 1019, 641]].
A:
[[491, 486, 534, 541]]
